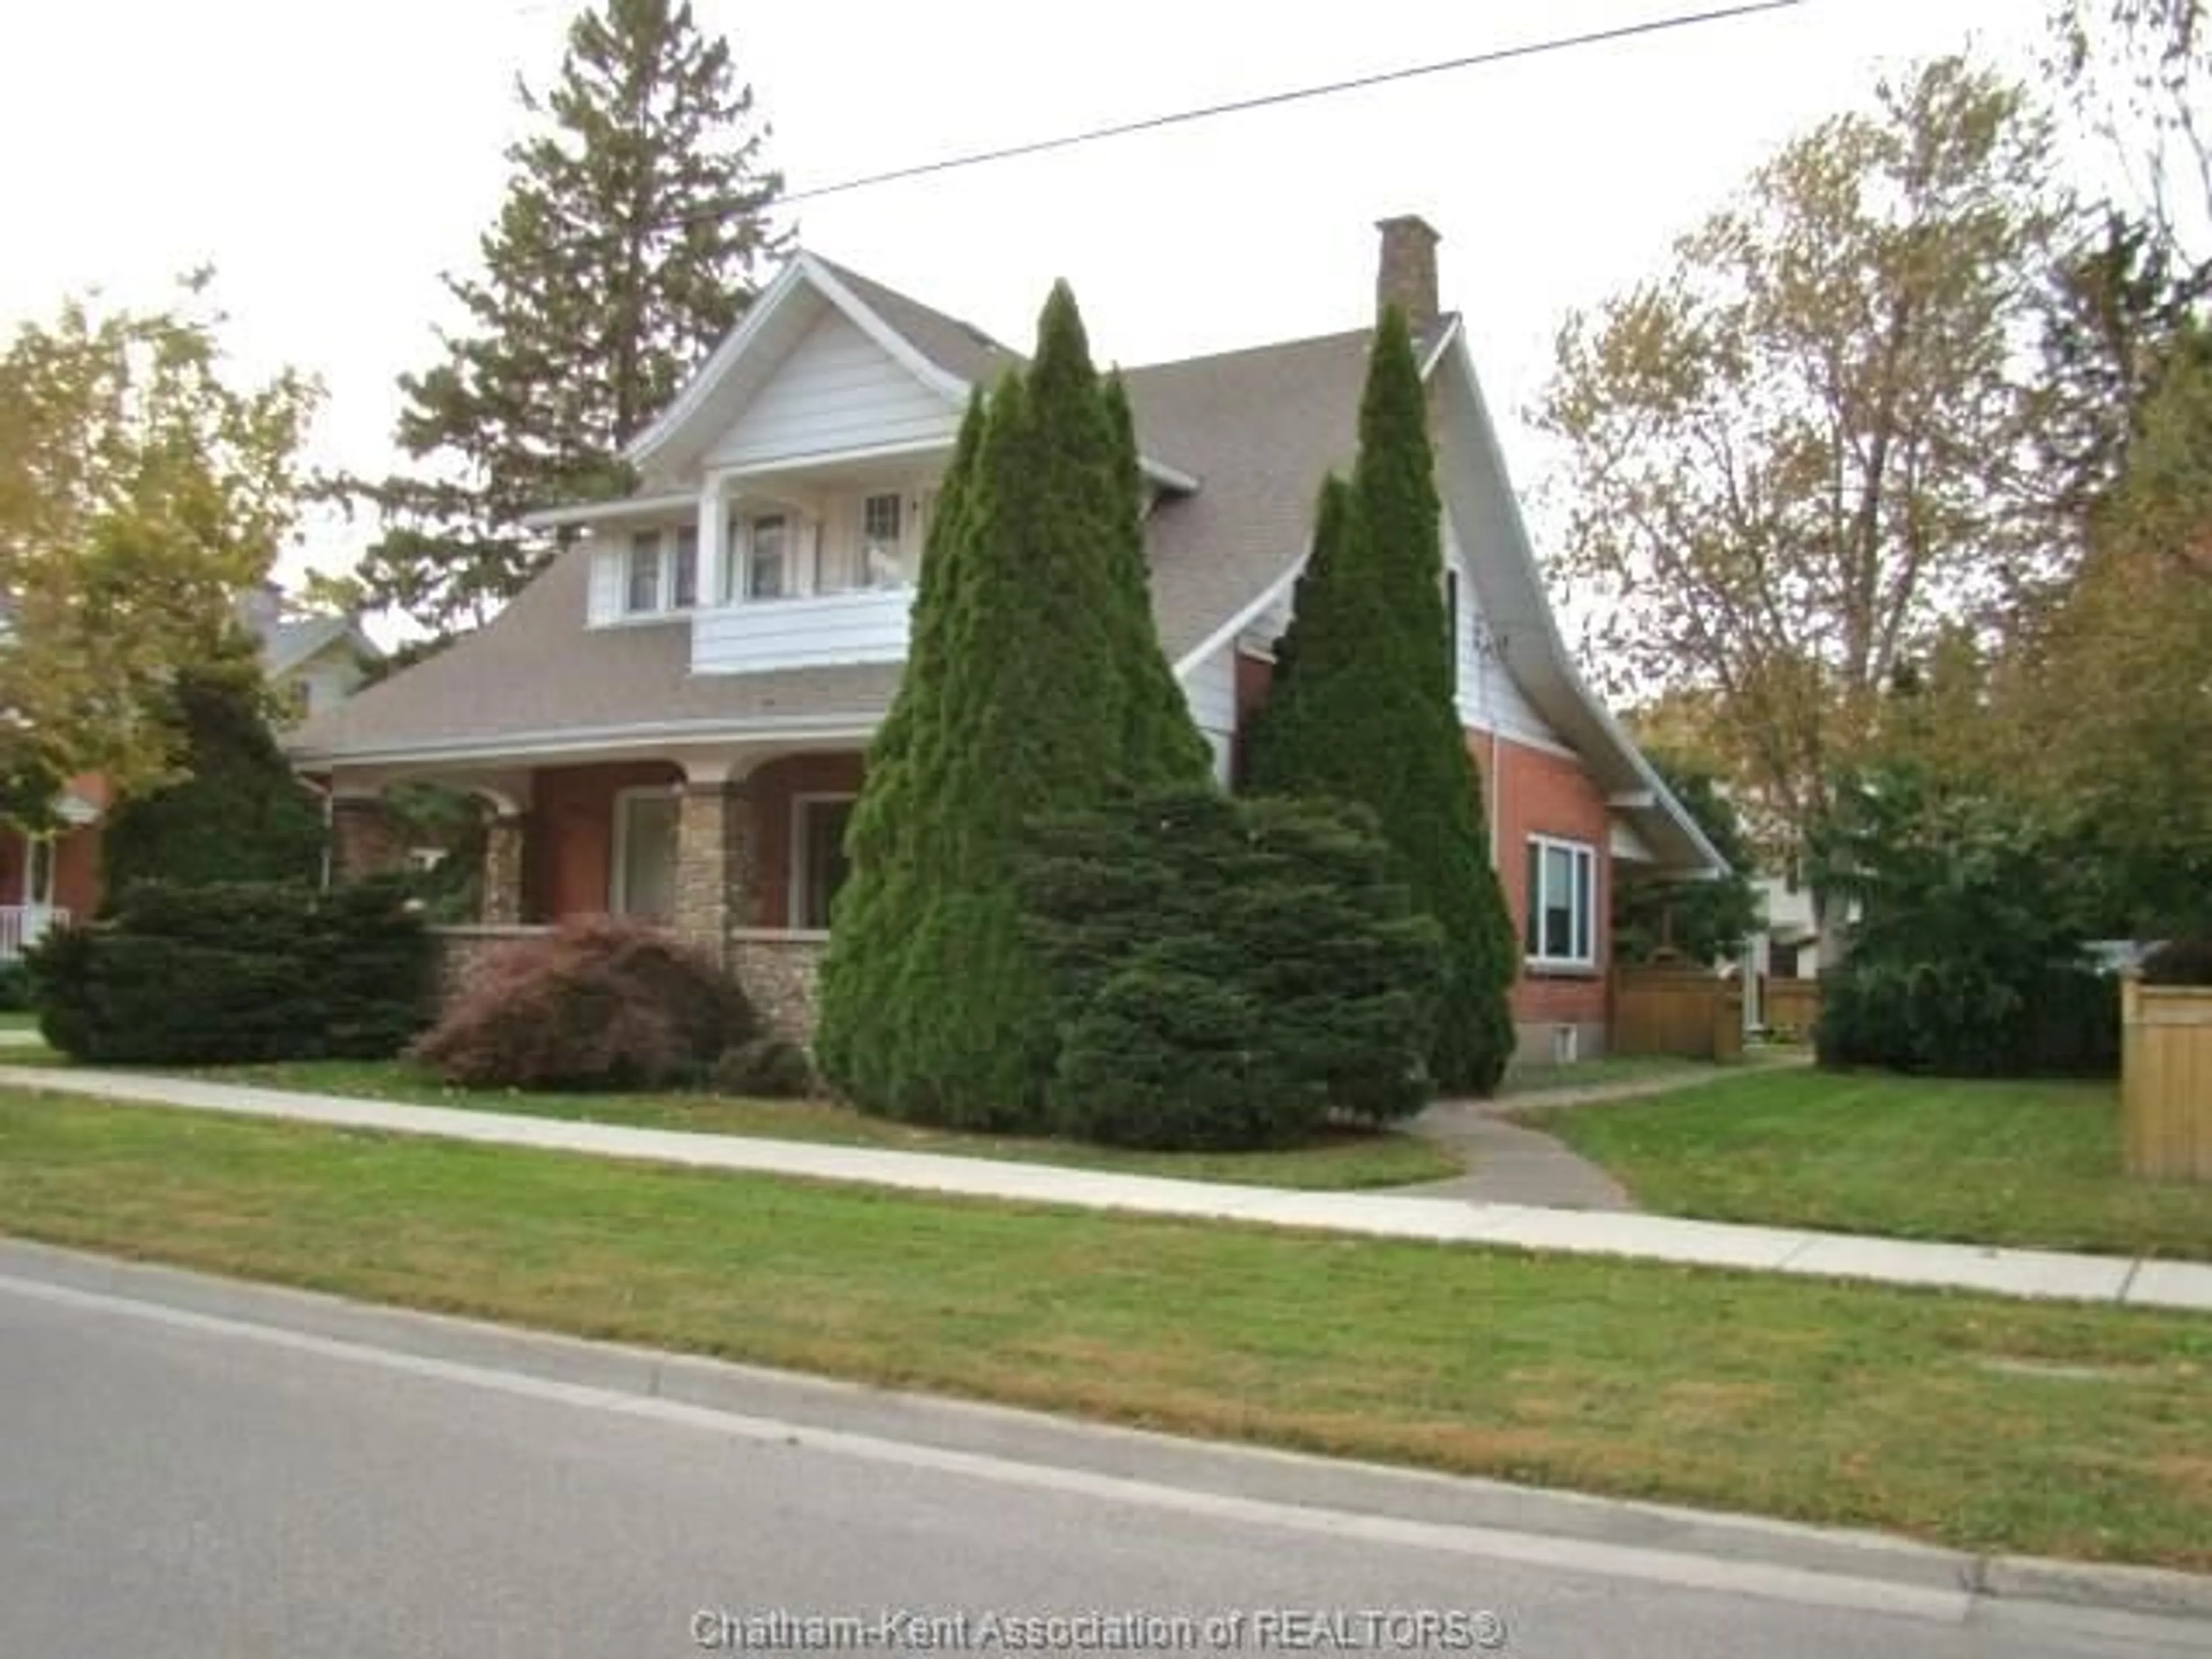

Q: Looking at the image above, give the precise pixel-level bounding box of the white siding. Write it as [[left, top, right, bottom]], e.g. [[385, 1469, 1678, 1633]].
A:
[[1235, 586, 1296, 658], [586, 540, 624, 626], [692, 588, 914, 673], [706, 312, 957, 469], [1446, 517, 1559, 749], [1179, 640, 1238, 741]]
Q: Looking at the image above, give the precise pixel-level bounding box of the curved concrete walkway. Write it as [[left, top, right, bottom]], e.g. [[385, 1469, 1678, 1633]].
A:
[[3, 1064, 2209, 1314], [1399, 1106, 1634, 1211]]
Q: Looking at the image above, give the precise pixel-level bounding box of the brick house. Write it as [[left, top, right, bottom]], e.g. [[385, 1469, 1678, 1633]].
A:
[[290, 218, 1726, 1059]]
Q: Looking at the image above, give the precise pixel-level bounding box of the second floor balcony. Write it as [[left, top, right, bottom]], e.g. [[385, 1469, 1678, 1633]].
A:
[[575, 457, 939, 676]]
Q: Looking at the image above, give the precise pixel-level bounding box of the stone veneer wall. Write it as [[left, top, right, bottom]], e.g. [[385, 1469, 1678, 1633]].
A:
[[430, 924, 552, 1002], [427, 925, 830, 1047], [730, 928, 830, 1042]]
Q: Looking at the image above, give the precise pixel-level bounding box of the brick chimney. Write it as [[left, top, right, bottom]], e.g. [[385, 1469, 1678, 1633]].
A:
[[1374, 214, 1441, 336]]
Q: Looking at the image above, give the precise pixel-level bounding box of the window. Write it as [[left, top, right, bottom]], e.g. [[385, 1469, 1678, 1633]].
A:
[[860, 492, 904, 589], [793, 797, 854, 930], [286, 679, 313, 722], [1524, 836, 1596, 968], [672, 526, 699, 608], [612, 789, 680, 923], [747, 514, 789, 600], [626, 532, 663, 613]]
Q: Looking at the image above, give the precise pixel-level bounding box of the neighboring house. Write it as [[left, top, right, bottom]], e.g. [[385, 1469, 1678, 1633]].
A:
[[289, 217, 1726, 1059], [0, 588, 382, 958], [237, 584, 384, 725]]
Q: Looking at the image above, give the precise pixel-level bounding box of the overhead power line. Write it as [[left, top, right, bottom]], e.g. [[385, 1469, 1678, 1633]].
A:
[[765, 0, 1811, 213]]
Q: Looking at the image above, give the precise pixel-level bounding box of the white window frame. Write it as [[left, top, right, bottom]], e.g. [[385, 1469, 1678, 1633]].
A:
[[625, 531, 664, 615], [787, 791, 859, 931], [671, 524, 699, 609], [609, 785, 681, 920], [741, 512, 791, 601], [859, 491, 906, 590], [1525, 834, 1597, 970]]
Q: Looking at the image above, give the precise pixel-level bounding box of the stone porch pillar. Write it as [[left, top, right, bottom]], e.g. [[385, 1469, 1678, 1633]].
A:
[[479, 812, 529, 925], [328, 795, 401, 884], [672, 778, 758, 965]]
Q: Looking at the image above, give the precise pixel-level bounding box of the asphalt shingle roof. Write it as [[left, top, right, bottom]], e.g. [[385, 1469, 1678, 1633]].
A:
[[292, 281, 1377, 765]]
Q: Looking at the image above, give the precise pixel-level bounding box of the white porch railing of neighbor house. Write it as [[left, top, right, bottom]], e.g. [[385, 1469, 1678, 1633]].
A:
[[691, 587, 915, 674], [0, 905, 70, 961]]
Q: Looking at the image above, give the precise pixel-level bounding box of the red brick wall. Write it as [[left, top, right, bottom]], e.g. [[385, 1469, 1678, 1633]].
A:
[[527, 760, 683, 921], [1232, 650, 1274, 786], [53, 824, 101, 918], [1481, 732, 1612, 1033], [745, 753, 865, 928]]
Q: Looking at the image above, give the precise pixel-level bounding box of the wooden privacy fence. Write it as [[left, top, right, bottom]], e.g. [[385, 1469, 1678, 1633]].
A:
[[1760, 977, 1823, 1039], [1611, 967, 1743, 1062], [2122, 979, 2212, 1182]]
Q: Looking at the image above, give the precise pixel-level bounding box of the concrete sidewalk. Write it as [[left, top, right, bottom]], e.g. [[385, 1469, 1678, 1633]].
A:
[[6, 1064, 2210, 1315]]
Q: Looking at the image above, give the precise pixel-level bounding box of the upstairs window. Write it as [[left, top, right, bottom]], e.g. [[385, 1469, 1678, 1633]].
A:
[[746, 513, 789, 600], [672, 526, 699, 609], [861, 492, 904, 589], [1525, 836, 1596, 969], [626, 532, 663, 614]]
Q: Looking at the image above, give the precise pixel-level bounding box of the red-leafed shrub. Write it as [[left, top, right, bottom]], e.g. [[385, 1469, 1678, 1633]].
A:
[[409, 917, 757, 1090]]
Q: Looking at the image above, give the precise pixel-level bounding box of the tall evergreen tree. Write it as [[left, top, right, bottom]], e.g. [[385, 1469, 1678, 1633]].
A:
[[352, 0, 785, 636], [100, 632, 326, 895], [1245, 308, 1518, 1094], [815, 285, 1211, 1130]]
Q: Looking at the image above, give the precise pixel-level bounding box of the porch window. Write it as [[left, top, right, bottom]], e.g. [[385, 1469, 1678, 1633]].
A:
[[793, 796, 854, 930], [672, 526, 699, 609], [612, 788, 680, 925], [860, 492, 904, 589], [1525, 836, 1596, 969], [626, 532, 663, 614], [745, 514, 790, 600]]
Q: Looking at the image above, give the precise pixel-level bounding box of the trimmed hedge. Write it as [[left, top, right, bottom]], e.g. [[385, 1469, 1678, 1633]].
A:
[[409, 916, 756, 1090], [28, 879, 435, 1064], [2140, 938, 2212, 987], [1816, 958, 2120, 1078]]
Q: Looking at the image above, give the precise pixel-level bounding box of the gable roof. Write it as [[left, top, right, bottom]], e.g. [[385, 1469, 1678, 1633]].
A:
[[255, 613, 381, 680], [289, 327, 1369, 766], [291, 249, 1721, 877]]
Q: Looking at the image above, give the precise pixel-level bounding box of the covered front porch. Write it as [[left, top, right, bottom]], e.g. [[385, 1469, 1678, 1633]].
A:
[[323, 743, 867, 1035]]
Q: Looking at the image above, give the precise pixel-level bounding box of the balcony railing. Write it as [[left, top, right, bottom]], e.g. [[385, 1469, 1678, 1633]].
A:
[[0, 905, 70, 961], [691, 586, 915, 675]]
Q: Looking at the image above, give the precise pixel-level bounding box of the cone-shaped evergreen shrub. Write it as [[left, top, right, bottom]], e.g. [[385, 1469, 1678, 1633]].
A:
[[1245, 307, 1518, 1094], [1021, 785, 1441, 1149], [815, 285, 1211, 1130]]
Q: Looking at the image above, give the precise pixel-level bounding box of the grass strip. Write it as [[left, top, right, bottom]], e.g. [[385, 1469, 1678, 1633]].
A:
[[1, 1087, 2207, 1571]]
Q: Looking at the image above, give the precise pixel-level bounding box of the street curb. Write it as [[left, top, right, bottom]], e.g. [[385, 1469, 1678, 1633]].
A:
[[2, 1236, 2207, 1630]]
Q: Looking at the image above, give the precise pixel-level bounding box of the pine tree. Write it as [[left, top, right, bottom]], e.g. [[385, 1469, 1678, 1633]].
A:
[[352, 0, 784, 636], [100, 632, 327, 895], [815, 285, 1211, 1129], [1245, 307, 1518, 1094]]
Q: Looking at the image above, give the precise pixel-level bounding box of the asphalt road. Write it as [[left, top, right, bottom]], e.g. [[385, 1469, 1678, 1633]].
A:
[[0, 1255, 2202, 1659]]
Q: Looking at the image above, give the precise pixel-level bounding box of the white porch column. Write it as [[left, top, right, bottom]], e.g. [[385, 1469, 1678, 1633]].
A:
[[700, 476, 732, 608]]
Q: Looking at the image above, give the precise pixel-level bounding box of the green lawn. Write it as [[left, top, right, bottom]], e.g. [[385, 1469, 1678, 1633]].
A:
[[1, 1087, 2208, 1569], [1521, 1068, 2212, 1260], [0, 1012, 38, 1031], [1495, 1055, 1718, 1097], [170, 1058, 1459, 1191]]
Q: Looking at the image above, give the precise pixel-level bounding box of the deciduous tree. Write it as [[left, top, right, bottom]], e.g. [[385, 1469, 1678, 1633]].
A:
[[0, 279, 316, 820], [1539, 58, 2061, 945]]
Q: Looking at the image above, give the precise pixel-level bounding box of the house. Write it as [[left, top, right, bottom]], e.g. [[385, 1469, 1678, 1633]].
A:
[[0, 588, 382, 959], [289, 217, 1727, 1059], [237, 583, 385, 725]]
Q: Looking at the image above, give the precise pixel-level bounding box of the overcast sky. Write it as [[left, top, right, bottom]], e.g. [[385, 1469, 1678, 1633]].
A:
[[3, 0, 2050, 615]]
